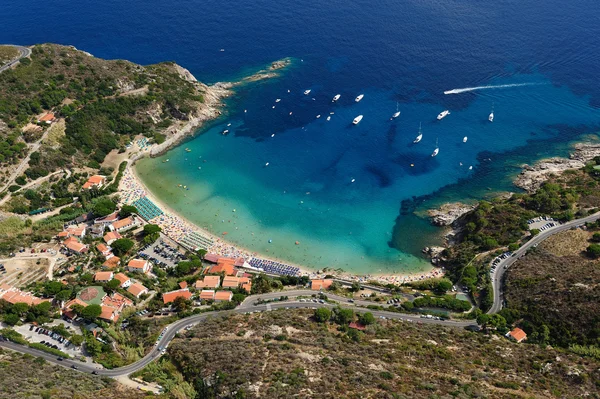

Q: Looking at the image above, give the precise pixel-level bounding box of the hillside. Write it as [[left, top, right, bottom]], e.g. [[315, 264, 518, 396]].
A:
[[0, 43, 220, 188], [0, 349, 147, 399], [504, 228, 600, 347], [138, 309, 600, 398]]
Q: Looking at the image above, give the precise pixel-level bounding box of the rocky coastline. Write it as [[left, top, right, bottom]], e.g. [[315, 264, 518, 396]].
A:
[[427, 202, 476, 226], [515, 142, 600, 193]]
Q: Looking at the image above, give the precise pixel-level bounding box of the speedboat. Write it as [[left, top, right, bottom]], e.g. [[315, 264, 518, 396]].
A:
[[413, 123, 423, 143], [275, 99, 281, 103], [185, 148, 191, 152], [437, 110, 450, 120], [352, 115, 363, 125], [332, 94, 341, 102], [431, 138, 439, 157], [463, 136, 468, 143], [222, 130, 229, 135], [391, 102, 400, 119], [355, 94, 364, 102], [489, 112, 494, 122], [316, 115, 321, 118], [304, 89, 311, 95], [351, 178, 355, 183], [265, 162, 270, 166], [326, 116, 331, 121], [469, 165, 473, 170]]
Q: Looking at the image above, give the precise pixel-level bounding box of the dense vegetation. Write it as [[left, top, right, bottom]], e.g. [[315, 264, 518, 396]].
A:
[[146, 309, 600, 398], [0, 43, 205, 181], [0, 349, 146, 399]]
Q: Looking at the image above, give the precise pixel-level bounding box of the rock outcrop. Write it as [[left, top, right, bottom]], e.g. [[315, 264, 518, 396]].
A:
[[515, 142, 600, 193], [427, 202, 476, 226]]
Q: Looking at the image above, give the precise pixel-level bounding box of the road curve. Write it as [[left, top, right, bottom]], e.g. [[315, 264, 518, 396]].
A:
[[487, 211, 600, 314], [0, 45, 31, 73], [0, 300, 476, 377]]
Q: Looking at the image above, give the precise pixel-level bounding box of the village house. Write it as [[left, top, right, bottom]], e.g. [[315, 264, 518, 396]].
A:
[[506, 327, 527, 343], [195, 275, 221, 289], [127, 283, 148, 298], [208, 258, 236, 276], [96, 243, 113, 258], [95, 212, 119, 226], [103, 231, 122, 245], [94, 271, 114, 283], [63, 236, 89, 255], [162, 288, 192, 304], [214, 291, 233, 302], [127, 259, 150, 273], [102, 256, 121, 269], [113, 273, 131, 288], [200, 290, 215, 301], [0, 284, 47, 306], [110, 217, 139, 233], [37, 112, 55, 124], [65, 225, 86, 238], [221, 276, 240, 289], [82, 175, 107, 190]]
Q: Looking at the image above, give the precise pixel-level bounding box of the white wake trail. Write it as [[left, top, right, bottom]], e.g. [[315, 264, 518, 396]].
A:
[[444, 83, 540, 95]]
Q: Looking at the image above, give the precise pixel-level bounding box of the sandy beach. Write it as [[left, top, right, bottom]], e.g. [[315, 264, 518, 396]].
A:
[[120, 162, 444, 285]]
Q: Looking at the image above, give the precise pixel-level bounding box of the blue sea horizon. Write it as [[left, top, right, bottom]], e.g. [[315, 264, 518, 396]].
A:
[[3, 0, 600, 274]]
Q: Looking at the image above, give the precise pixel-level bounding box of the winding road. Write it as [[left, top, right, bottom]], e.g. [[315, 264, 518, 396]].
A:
[[0, 294, 475, 377], [487, 211, 600, 314], [0, 45, 30, 73]]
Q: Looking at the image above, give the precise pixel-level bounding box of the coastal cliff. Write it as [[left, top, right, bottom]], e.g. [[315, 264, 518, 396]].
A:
[[427, 202, 476, 226]]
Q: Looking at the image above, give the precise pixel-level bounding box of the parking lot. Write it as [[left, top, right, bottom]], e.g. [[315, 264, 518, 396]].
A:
[[138, 237, 186, 269], [14, 322, 84, 358], [528, 216, 559, 231]]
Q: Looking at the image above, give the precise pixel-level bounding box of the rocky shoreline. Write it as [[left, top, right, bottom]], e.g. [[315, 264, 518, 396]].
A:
[[427, 202, 476, 226], [515, 142, 600, 193]]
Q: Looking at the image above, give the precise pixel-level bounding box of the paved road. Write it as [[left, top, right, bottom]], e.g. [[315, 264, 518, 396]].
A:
[[487, 212, 600, 314], [0, 45, 30, 73], [240, 289, 400, 309], [0, 300, 476, 377]]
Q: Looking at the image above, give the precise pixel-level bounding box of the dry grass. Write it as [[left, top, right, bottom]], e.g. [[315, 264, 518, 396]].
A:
[[538, 228, 590, 256], [0, 46, 19, 64], [43, 118, 66, 147]]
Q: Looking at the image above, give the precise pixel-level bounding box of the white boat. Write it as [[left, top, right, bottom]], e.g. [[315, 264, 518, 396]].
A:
[[227, 123, 232, 126], [431, 138, 439, 157], [355, 94, 364, 102], [316, 115, 321, 119], [413, 123, 423, 143], [489, 105, 494, 122], [437, 110, 450, 120], [326, 116, 331, 121], [391, 102, 400, 119], [271, 134, 275, 137], [265, 162, 270, 166], [222, 130, 229, 135], [275, 99, 281, 103], [351, 178, 355, 183], [463, 136, 468, 143], [332, 94, 341, 102], [469, 165, 473, 170], [304, 89, 311, 95], [352, 115, 363, 125], [272, 106, 275, 109]]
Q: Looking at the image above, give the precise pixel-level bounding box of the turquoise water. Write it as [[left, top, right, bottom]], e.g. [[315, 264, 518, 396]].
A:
[[137, 71, 600, 274], [5, 0, 600, 274]]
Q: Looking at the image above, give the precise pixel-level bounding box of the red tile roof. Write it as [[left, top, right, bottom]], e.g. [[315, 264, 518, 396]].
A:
[[94, 271, 114, 282], [103, 231, 122, 243], [311, 279, 333, 290], [113, 273, 130, 286], [508, 327, 527, 342], [195, 275, 220, 289], [127, 283, 148, 298], [163, 289, 192, 304], [102, 256, 121, 269], [128, 259, 148, 270], [200, 290, 215, 300], [112, 217, 134, 230], [214, 291, 233, 301], [209, 263, 235, 276], [222, 276, 240, 288], [179, 281, 188, 289], [39, 112, 55, 122]]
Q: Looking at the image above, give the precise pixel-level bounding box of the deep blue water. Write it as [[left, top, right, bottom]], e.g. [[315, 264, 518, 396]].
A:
[[4, 0, 600, 273]]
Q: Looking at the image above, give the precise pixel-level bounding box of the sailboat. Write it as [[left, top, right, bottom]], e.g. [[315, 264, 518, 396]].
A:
[[413, 123, 423, 143], [391, 102, 401, 119], [488, 104, 494, 122], [431, 138, 439, 157]]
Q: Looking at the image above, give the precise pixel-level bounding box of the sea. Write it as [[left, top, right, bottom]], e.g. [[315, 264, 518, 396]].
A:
[[3, 0, 600, 274]]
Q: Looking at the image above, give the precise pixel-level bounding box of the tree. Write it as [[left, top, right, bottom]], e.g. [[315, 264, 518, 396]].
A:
[[81, 304, 102, 320], [314, 307, 332, 322], [197, 249, 207, 259], [119, 205, 137, 218], [70, 334, 84, 346], [143, 224, 161, 235], [106, 278, 121, 292], [111, 238, 134, 256], [333, 307, 354, 325], [476, 313, 490, 327], [44, 281, 63, 296], [56, 289, 73, 302], [173, 296, 191, 312], [359, 312, 375, 326], [3, 313, 20, 326], [12, 302, 30, 316], [92, 197, 116, 217], [587, 244, 600, 258], [434, 279, 453, 295], [592, 232, 600, 242]]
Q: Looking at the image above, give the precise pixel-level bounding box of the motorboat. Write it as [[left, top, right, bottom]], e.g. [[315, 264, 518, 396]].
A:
[[437, 110, 450, 120], [316, 115, 321, 118], [332, 94, 341, 102], [275, 99, 281, 103], [304, 89, 311, 95], [326, 116, 331, 121], [355, 94, 364, 102], [463, 136, 468, 143], [351, 178, 355, 183], [489, 105, 494, 122], [352, 115, 363, 125], [265, 162, 270, 166], [413, 123, 423, 143]]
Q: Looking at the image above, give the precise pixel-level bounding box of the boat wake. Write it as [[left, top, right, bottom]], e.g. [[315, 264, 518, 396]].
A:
[[444, 83, 541, 95]]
